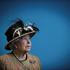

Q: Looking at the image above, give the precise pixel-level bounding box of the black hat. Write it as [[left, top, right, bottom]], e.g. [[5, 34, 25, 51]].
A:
[[5, 19, 39, 50]]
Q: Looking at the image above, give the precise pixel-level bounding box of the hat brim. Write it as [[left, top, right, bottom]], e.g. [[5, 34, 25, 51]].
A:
[[5, 31, 36, 50]]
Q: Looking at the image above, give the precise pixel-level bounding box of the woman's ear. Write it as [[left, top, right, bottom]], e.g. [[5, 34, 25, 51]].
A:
[[10, 43, 18, 50]]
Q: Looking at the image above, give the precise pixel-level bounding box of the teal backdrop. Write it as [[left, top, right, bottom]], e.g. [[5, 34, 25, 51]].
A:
[[0, 0, 70, 70]]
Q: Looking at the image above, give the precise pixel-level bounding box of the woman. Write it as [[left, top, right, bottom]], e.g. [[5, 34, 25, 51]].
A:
[[0, 19, 41, 70]]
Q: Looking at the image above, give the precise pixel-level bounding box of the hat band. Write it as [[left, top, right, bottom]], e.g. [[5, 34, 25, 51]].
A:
[[7, 30, 36, 45]]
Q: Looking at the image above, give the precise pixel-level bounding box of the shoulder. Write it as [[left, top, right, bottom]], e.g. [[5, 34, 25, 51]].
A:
[[0, 53, 13, 62], [0, 54, 13, 69], [28, 54, 41, 69]]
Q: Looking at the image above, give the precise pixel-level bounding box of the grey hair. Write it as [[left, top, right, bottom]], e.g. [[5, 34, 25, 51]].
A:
[[10, 38, 20, 50]]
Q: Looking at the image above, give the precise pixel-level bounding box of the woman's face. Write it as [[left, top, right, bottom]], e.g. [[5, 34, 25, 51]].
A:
[[15, 35, 32, 52]]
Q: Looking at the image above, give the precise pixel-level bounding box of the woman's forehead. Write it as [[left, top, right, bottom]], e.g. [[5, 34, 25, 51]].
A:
[[20, 35, 30, 40], [23, 35, 30, 38]]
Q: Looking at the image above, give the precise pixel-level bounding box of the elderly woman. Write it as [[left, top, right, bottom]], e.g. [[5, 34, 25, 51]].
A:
[[0, 19, 41, 70]]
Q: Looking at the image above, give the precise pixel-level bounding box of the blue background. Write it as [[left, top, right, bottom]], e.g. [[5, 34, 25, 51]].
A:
[[0, 0, 70, 70]]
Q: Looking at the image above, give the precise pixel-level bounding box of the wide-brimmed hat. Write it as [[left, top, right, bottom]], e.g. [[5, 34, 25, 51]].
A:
[[5, 19, 39, 50]]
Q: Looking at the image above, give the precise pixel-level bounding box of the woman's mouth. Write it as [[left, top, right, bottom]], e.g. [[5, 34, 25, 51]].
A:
[[26, 46, 31, 51]]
